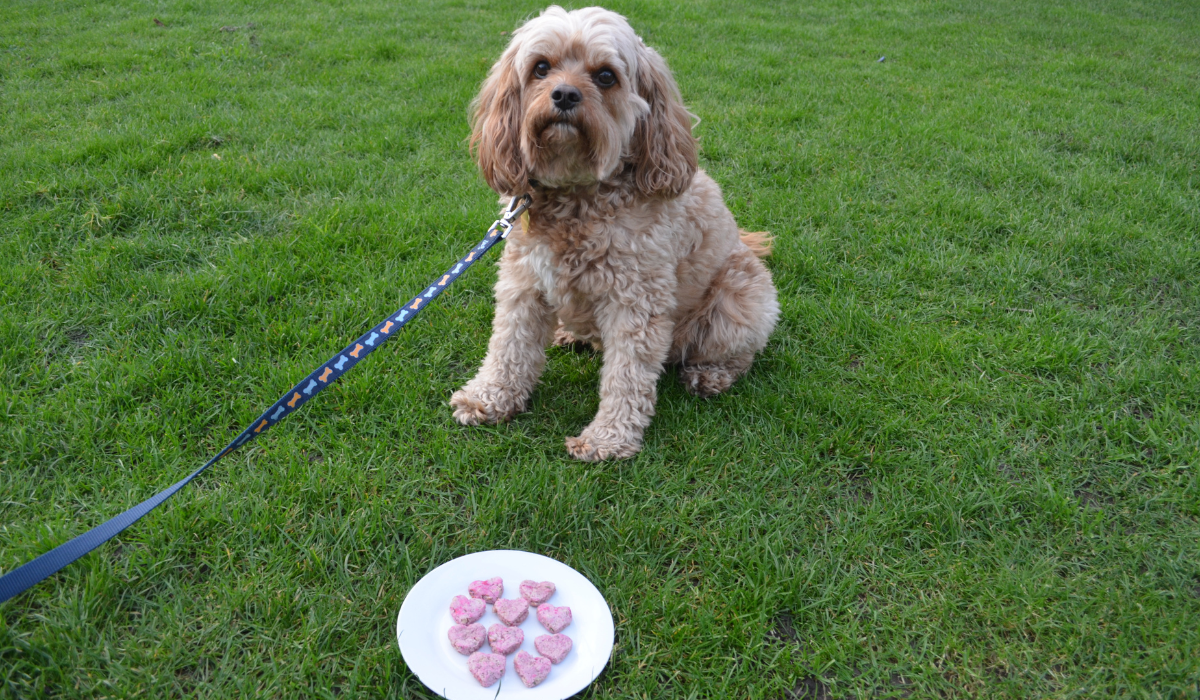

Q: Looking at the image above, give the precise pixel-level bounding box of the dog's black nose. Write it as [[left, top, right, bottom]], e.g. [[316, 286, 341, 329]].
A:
[[551, 84, 582, 111]]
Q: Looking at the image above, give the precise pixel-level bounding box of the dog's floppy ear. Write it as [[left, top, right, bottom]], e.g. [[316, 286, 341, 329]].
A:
[[631, 43, 698, 199], [470, 49, 526, 196]]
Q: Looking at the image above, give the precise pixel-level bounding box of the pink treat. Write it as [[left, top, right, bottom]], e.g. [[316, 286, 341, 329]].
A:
[[467, 652, 506, 688], [468, 577, 503, 604], [449, 595, 486, 625], [447, 623, 486, 655], [534, 633, 573, 664], [494, 598, 530, 626], [519, 580, 556, 606], [514, 651, 552, 688], [487, 623, 524, 655], [536, 603, 572, 633]]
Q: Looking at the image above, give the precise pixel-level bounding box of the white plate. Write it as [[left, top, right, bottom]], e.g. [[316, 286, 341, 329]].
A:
[[397, 550, 614, 699]]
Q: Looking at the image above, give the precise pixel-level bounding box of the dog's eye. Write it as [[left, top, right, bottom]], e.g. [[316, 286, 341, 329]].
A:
[[594, 69, 616, 88], [533, 61, 551, 79]]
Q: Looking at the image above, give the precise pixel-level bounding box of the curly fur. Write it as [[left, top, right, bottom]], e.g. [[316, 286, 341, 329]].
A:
[[453, 6, 779, 461]]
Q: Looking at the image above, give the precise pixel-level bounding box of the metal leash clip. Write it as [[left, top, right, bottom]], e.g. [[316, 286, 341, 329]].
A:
[[489, 193, 533, 239]]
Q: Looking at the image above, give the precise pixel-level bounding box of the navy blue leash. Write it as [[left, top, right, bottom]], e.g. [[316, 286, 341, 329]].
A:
[[0, 195, 531, 604]]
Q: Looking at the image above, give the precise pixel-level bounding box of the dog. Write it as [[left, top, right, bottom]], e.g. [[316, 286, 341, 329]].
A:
[[450, 6, 779, 461]]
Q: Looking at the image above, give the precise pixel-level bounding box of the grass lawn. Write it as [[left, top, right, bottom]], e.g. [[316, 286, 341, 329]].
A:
[[2, 0, 1199, 696]]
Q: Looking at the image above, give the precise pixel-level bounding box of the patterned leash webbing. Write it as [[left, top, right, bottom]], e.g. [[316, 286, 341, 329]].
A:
[[0, 195, 531, 604]]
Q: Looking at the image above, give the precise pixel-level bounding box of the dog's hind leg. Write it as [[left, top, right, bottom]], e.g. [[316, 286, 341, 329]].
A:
[[551, 322, 578, 347], [679, 352, 757, 399], [671, 245, 779, 398], [551, 320, 601, 353]]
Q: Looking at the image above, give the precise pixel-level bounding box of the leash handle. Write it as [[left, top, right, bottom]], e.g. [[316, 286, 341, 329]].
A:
[[0, 196, 531, 604]]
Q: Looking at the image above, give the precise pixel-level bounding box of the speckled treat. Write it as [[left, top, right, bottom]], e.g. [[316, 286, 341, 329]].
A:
[[447, 623, 486, 655], [487, 623, 524, 655], [468, 577, 503, 604], [449, 595, 486, 625], [534, 633, 573, 664], [514, 651, 552, 688], [467, 652, 506, 687], [536, 603, 572, 634], [493, 597, 530, 626], [519, 579, 556, 606]]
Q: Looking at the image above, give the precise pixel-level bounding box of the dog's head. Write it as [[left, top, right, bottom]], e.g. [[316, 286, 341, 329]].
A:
[[470, 6, 697, 198]]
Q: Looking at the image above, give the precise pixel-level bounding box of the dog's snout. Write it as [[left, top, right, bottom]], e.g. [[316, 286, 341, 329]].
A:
[[551, 84, 582, 111]]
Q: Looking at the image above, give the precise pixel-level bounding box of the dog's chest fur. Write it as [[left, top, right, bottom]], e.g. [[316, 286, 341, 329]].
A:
[[518, 214, 614, 326], [520, 241, 562, 305], [513, 184, 674, 334]]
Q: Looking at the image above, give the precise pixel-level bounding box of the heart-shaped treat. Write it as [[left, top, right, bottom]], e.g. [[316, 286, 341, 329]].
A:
[[534, 633, 573, 664], [519, 579, 556, 606], [514, 651, 552, 688], [449, 595, 486, 625], [447, 623, 486, 655], [493, 597, 530, 626], [536, 603, 572, 633], [468, 577, 503, 604], [467, 652, 506, 688], [487, 623, 524, 655]]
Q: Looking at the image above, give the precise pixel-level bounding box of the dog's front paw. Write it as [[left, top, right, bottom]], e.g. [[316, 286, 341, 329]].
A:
[[450, 383, 524, 426], [565, 425, 642, 461]]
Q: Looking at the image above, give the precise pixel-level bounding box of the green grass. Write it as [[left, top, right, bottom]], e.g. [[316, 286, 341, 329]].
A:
[[2, 0, 1199, 697]]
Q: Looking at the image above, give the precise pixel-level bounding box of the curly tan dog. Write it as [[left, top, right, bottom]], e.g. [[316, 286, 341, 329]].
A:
[[450, 6, 779, 461]]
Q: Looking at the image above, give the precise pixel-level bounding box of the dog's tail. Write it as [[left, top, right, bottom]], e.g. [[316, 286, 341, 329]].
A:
[[739, 230, 773, 258]]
